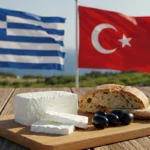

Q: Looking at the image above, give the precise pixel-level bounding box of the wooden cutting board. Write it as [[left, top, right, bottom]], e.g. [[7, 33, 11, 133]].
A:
[[0, 113, 150, 150]]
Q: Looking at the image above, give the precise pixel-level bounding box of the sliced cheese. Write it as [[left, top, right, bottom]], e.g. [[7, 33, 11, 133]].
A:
[[14, 91, 78, 126], [41, 111, 88, 129], [31, 121, 75, 135]]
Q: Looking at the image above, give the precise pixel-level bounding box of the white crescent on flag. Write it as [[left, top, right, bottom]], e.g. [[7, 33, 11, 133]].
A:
[[91, 23, 118, 54]]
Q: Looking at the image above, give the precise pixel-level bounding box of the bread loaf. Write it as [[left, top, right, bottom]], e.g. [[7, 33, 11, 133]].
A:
[[79, 84, 149, 113], [131, 105, 150, 119]]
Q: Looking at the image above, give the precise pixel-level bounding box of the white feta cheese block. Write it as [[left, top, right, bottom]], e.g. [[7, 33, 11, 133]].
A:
[[14, 91, 78, 126], [31, 121, 75, 135], [41, 111, 88, 129]]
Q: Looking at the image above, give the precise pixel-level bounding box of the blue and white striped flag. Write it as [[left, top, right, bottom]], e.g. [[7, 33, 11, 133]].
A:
[[0, 8, 66, 70]]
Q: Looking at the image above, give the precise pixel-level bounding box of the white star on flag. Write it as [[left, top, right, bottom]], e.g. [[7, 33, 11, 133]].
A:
[[119, 34, 132, 48]]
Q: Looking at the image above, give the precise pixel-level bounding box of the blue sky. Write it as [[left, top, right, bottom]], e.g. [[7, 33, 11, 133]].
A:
[[1, 0, 150, 51]]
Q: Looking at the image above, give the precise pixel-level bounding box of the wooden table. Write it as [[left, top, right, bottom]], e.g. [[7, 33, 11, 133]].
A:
[[0, 87, 150, 150]]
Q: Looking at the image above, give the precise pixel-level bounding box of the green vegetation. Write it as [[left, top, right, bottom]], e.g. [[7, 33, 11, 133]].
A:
[[0, 71, 150, 87]]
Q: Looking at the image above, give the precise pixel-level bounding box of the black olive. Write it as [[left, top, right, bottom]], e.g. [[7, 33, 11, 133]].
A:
[[94, 111, 107, 117], [120, 112, 134, 125], [106, 113, 119, 126], [92, 115, 109, 129], [110, 110, 124, 121]]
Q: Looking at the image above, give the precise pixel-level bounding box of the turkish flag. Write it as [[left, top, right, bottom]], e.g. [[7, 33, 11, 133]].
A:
[[78, 6, 150, 73]]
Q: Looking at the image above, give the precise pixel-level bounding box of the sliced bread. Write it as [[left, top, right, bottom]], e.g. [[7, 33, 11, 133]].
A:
[[79, 84, 149, 113], [131, 105, 150, 119]]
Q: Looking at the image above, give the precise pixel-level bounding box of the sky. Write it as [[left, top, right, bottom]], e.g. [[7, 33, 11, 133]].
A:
[[1, 0, 150, 76], [1, 0, 150, 51]]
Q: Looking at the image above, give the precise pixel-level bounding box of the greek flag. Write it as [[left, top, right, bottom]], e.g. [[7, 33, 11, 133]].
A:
[[0, 8, 66, 70]]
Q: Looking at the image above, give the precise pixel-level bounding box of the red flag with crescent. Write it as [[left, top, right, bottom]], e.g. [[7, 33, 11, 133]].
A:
[[78, 6, 150, 73]]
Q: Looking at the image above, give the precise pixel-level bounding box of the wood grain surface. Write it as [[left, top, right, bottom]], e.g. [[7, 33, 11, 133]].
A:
[[1, 113, 150, 150], [0, 87, 150, 150], [0, 88, 14, 114]]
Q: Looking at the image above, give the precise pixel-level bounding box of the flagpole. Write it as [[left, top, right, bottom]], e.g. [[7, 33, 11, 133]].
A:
[[75, 0, 79, 88]]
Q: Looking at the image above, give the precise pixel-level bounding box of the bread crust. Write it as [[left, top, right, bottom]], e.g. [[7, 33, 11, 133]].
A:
[[131, 105, 150, 119], [121, 86, 149, 108], [96, 84, 125, 92]]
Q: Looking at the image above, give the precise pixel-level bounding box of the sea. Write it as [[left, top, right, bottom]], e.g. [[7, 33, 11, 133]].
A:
[[0, 49, 118, 77]]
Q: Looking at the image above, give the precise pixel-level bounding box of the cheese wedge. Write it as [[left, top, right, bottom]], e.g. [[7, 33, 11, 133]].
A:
[[31, 121, 75, 135], [14, 91, 78, 126], [41, 111, 88, 129]]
